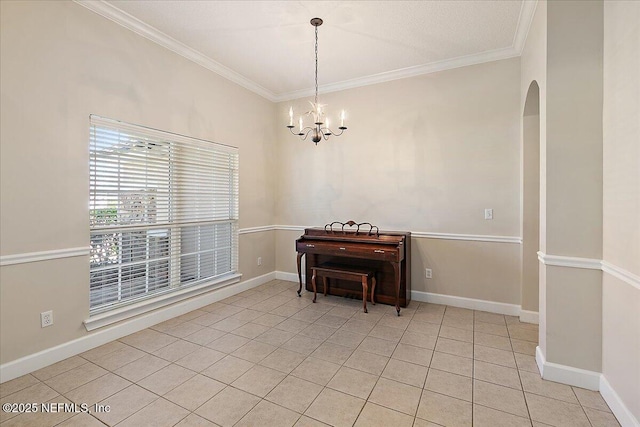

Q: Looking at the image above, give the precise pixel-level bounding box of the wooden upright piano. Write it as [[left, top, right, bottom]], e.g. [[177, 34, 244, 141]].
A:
[[296, 221, 411, 315]]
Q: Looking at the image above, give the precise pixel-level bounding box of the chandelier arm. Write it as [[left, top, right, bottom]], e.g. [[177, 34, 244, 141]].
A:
[[288, 127, 312, 139], [331, 127, 346, 137], [298, 127, 317, 141]]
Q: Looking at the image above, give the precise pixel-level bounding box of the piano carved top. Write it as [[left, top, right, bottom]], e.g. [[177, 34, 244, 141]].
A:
[[324, 220, 379, 237], [299, 226, 408, 246]]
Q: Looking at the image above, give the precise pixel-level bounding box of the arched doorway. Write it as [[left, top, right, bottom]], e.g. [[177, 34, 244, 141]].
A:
[[522, 81, 540, 319]]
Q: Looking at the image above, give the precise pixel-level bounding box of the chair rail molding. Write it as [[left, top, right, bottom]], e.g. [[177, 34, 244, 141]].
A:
[[538, 252, 640, 291], [537, 251, 602, 270], [274, 225, 521, 243], [0, 247, 90, 266]]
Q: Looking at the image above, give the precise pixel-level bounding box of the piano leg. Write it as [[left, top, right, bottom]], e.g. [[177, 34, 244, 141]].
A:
[[392, 262, 401, 316], [371, 276, 376, 306], [311, 269, 317, 303], [296, 252, 304, 297], [361, 276, 368, 313]]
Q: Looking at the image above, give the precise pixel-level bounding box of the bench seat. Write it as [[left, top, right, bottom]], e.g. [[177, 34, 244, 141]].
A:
[[310, 263, 376, 313]]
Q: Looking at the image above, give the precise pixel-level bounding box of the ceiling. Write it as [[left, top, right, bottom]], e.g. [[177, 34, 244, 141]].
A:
[[79, 1, 537, 102]]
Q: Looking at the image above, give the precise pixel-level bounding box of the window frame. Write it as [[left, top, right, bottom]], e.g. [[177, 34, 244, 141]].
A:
[[86, 115, 240, 328]]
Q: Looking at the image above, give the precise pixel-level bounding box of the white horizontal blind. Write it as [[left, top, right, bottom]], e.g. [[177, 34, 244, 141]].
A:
[[89, 115, 238, 313]]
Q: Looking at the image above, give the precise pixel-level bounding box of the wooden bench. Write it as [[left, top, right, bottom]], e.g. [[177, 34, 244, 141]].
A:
[[311, 263, 376, 313]]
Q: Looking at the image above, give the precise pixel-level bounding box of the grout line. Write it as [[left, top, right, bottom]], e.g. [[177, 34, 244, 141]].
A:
[[509, 317, 534, 425], [471, 307, 475, 426], [571, 385, 597, 427]]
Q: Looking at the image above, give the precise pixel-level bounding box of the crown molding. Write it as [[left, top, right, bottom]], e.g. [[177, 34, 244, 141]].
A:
[[274, 46, 520, 102], [73, 0, 278, 102], [74, 0, 537, 103], [513, 0, 539, 53]]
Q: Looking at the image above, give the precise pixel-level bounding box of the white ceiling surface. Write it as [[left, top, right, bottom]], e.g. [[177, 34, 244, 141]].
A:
[[89, 1, 535, 101]]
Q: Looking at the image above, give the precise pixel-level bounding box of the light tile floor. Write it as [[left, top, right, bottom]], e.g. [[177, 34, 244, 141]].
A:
[[1, 280, 621, 427]]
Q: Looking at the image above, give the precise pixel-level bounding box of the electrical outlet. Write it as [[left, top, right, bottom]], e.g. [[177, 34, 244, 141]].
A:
[[257, 257, 262, 266], [484, 208, 493, 220], [425, 268, 432, 279], [41, 310, 53, 328]]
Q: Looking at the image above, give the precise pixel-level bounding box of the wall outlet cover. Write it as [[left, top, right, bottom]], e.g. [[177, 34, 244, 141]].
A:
[[41, 311, 53, 328]]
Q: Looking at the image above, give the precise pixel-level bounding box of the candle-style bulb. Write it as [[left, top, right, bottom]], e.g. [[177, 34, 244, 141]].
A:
[[289, 107, 293, 126], [299, 116, 303, 132], [341, 110, 345, 127]]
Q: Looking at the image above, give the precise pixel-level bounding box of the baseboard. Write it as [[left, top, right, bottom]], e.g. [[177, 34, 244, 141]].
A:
[[535, 346, 600, 390], [519, 309, 539, 324], [600, 375, 640, 427], [0, 272, 275, 383], [535, 346, 545, 376], [275, 271, 303, 283], [411, 290, 521, 316]]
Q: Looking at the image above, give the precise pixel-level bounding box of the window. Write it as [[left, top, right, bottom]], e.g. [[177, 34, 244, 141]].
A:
[[89, 115, 238, 314]]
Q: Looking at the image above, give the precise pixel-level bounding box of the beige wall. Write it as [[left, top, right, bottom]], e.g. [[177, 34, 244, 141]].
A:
[[276, 229, 303, 275], [602, 275, 640, 421], [545, 265, 602, 371], [239, 231, 277, 280], [522, 83, 540, 313], [537, 0, 604, 373], [602, 0, 640, 421], [0, 1, 276, 364], [1, 258, 88, 363], [546, 0, 603, 260], [276, 58, 521, 236], [602, 1, 640, 276], [411, 239, 520, 304], [275, 58, 522, 302]]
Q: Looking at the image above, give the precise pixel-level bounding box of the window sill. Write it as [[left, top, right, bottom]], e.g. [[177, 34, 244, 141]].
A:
[[83, 273, 242, 331]]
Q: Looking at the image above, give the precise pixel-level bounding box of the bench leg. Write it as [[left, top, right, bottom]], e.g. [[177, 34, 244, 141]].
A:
[[361, 276, 368, 313], [311, 270, 317, 303], [323, 276, 328, 297], [371, 276, 376, 305]]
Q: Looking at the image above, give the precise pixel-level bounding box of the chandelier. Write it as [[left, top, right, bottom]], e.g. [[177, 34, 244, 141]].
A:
[[286, 18, 348, 145]]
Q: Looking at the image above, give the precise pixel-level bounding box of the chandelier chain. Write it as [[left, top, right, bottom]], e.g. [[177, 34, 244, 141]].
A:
[[314, 25, 318, 107]]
